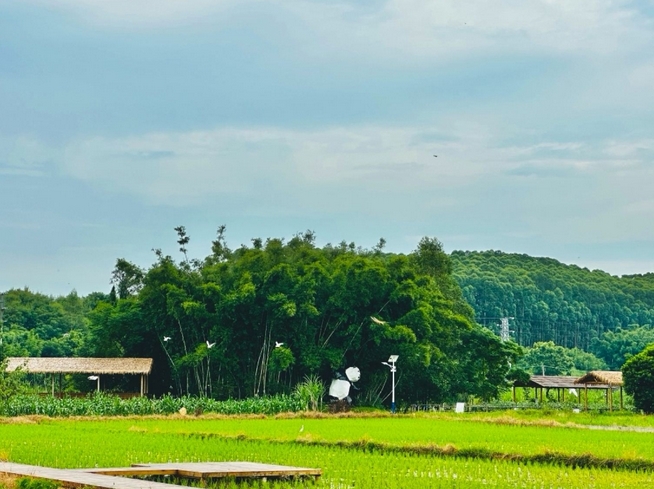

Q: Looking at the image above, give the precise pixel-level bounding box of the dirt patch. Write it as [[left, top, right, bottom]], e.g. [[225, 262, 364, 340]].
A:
[[0, 473, 18, 489]]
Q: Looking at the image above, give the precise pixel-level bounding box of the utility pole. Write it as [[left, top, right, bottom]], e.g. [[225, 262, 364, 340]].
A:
[[499, 317, 514, 342]]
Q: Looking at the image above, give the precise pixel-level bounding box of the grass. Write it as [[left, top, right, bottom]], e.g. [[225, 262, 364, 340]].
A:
[[3, 413, 654, 487]]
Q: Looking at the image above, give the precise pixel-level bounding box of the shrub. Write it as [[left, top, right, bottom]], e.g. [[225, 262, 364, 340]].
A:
[[16, 478, 58, 489], [294, 375, 325, 411], [622, 344, 654, 413]]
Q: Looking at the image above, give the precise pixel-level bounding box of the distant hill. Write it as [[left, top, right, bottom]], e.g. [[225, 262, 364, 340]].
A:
[[450, 250, 654, 352]]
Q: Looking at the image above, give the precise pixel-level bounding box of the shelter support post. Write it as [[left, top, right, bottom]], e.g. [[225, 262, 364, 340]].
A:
[[584, 385, 588, 411], [620, 387, 623, 410], [51, 374, 55, 397], [140, 375, 144, 397], [609, 385, 613, 412]]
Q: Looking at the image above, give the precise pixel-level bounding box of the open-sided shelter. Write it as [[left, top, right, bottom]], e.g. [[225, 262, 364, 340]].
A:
[[575, 370, 623, 411], [512, 375, 586, 403], [5, 357, 153, 397]]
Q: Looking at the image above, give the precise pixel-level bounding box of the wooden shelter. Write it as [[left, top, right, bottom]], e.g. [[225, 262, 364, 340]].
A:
[[575, 370, 623, 411], [512, 375, 587, 403], [5, 357, 153, 397]]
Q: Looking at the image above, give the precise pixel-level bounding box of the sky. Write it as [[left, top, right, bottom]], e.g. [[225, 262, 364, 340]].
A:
[[1, 0, 654, 297]]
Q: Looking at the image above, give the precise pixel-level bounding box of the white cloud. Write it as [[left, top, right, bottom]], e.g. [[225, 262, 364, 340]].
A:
[[23, 0, 240, 27], [19, 0, 651, 58], [57, 123, 654, 235], [0, 136, 54, 177]]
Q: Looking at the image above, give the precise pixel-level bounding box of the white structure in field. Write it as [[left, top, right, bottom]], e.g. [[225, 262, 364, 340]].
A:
[[328, 367, 361, 402]]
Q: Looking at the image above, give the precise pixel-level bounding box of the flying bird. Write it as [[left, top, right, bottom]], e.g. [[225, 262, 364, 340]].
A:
[[206, 340, 216, 349], [370, 316, 387, 325], [433, 155, 438, 157], [299, 424, 304, 433], [163, 336, 171, 342], [275, 341, 284, 348], [88, 375, 99, 381]]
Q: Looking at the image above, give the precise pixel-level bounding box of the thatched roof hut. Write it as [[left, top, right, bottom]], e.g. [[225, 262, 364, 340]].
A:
[[4, 357, 153, 396], [575, 370, 623, 386], [5, 357, 152, 375], [574, 370, 624, 411]]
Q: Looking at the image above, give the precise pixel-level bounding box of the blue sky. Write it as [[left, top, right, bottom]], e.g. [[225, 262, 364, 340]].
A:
[[1, 0, 654, 296]]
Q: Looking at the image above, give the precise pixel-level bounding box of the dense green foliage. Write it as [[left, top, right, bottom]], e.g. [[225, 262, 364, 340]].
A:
[[517, 341, 606, 375], [86, 231, 518, 403], [0, 289, 100, 358], [623, 344, 654, 413], [451, 251, 654, 368], [0, 233, 523, 405], [0, 392, 303, 417], [0, 359, 27, 401]]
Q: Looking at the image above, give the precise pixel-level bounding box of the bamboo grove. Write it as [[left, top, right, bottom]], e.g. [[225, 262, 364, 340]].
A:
[[86, 228, 519, 403]]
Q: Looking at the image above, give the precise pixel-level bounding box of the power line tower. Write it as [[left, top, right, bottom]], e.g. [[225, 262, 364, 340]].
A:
[[499, 317, 514, 342]]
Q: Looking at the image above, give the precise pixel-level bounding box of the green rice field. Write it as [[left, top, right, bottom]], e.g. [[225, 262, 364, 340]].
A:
[[2, 413, 654, 488]]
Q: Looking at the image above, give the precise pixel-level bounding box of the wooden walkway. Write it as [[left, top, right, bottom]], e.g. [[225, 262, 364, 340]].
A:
[[80, 462, 322, 479], [0, 461, 321, 488]]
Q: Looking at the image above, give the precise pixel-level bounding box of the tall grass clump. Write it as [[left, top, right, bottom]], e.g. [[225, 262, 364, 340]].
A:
[[294, 375, 325, 412]]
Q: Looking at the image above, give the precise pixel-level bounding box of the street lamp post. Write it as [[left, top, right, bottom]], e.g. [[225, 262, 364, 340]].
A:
[[382, 355, 399, 414]]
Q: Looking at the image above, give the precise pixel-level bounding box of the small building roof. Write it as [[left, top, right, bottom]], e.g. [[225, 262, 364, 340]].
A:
[[4, 357, 153, 375], [575, 370, 623, 386], [514, 375, 611, 389], [515, 375, 581, 389]]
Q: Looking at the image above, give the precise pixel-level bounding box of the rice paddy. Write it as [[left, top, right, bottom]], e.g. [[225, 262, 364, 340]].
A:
[[2, 413, 654, 488]]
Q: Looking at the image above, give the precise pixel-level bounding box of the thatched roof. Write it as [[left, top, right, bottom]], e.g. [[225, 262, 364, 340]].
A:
[[4, 357, 153, 375], [575, 370, 623, 386]]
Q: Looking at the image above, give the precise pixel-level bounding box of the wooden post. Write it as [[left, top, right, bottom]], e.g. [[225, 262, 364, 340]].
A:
[[562, 388, 565, 403], [96, 376, 100, 393], [51, 374, 55, 397], [620, 386, 623, 410], [584, 385, 588, 411], [540, 388, 543, 403], [140, 375, 144, 397], [609, 385, 613, 412]]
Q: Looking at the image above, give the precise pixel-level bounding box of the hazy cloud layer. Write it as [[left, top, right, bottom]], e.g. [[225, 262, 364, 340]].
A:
[[2, 1, 654, 295]]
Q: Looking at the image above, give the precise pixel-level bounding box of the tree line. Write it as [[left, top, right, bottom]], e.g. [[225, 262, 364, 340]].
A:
[[0, 229, 519, 404]]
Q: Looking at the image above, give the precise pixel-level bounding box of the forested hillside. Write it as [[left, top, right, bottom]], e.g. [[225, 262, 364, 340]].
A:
[[451, 251, 654, 368], [0, 289, 102, 358], [0, 231, 518, 403]]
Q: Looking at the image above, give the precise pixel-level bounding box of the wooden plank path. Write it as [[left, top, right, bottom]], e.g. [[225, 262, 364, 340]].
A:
[[0, 462, 186, 489], [0, 461, 321, 489], [80, 462, 322, 479]]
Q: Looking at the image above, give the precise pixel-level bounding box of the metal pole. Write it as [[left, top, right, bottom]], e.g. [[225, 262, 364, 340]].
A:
[[391, 362, 396, 414]]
